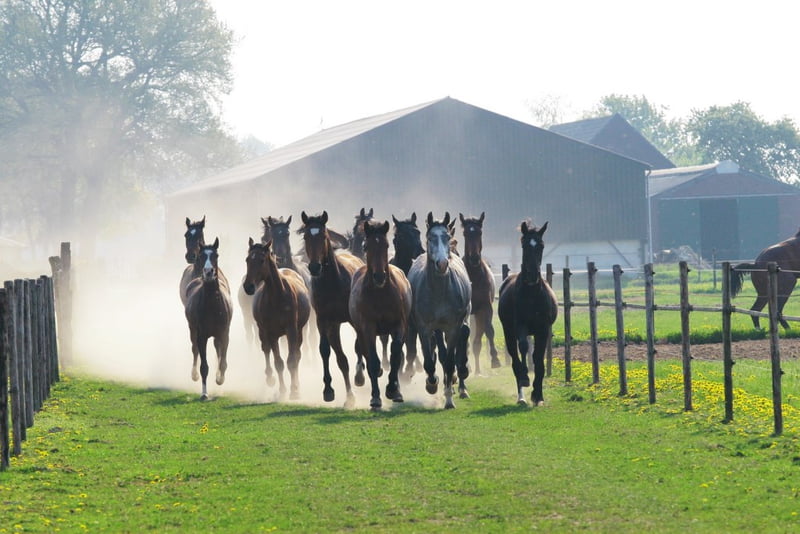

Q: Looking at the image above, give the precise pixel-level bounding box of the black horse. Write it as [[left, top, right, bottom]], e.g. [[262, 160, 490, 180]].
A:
[[498, 221, 558, 406], [731, 228, 800, 329]]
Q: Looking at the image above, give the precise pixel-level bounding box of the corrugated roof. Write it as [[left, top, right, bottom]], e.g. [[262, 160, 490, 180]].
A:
[[648, 163, 718, 196], [170, 98, 442, 197], [648, 160, 800, 198], [549, 115, 613, 143]]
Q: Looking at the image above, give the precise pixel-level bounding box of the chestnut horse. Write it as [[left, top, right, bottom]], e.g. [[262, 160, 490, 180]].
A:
[[498, 221, 558, 406], [300, 211, 365, 407], [349, 220, 412, 409], [243, 238, 311, 400], [459, 212, 500, 373], [184, 239, 233, 400], [731, 228, 800, 330], [407, 212, 472, 409]]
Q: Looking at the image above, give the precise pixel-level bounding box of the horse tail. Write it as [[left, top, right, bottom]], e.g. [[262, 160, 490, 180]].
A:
[[730, 263, 756, 297]]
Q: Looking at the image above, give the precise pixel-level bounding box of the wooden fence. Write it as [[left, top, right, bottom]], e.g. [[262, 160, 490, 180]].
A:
[[542, 260, 797, 436], [0, 243, 71, 470]]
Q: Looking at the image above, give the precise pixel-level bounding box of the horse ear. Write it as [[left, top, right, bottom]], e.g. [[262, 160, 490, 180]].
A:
[[392, 215, 399, 225], [443, 212, 450, 227], [286, 215, 292, 225], [411, 212, 416, 224], [213, 237, 219, 249], [264, 239, 273, 249], [301, 211, 309, 224], [261, 217, 269, 227], [427, 212, 434, 228], [368, 207, 373, 217], [479, 212, 485, 223], [521, 221, 529, 234], [381, 220, 390, 234], [321, 211, 328, 224], [459, 213, 465, 225], [200, 216, 206, 228], [248, 237, 254, 247], [185, 217, 191, 227], [540, 221, 548, 234], [359, 208, 366, 217]]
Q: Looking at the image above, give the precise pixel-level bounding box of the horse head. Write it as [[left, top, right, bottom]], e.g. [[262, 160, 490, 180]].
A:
[[392, 213, 424, 261], [196, 237, 220, 283], [264, 215, 293, 265], [184, 215, 206, 264], [363, 219, 391, 288], [520, 221, 548, 286], [301, 211, 331, 277], [459, 212, 485, 267], [243, 237, 275, 295], [426, 211, 453, 275], [349, 207, 374, 259]]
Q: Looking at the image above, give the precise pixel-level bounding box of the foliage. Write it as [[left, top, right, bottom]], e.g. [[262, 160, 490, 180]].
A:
[[2, 372, 799, 532], [687, 101, 800, 185], [0, 0, 241, 250]]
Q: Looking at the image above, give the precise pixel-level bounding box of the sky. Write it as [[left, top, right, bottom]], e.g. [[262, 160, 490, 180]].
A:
[[210, 0, 800, 148]]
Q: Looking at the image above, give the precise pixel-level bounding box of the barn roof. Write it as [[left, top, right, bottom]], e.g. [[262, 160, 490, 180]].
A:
[[649, 160, 800, 199], [550, 113, 675, 169]]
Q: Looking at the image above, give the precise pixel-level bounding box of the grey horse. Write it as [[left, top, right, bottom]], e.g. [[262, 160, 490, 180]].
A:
[[407, 212, 472, 409]]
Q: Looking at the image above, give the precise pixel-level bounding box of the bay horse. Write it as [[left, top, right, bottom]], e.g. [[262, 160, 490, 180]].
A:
[[459, 212, 500, 373], [347, 207, 374, 261], [498, 221, 558, 406], [380, 213, 425, 376], [731, 228, 800, 329], [184, 238, 233, 400], [243, 238, 311, 400], [407, 212, 472, 409], [349, 220, 413, 409], [180, 216, 206, 306], [300, 210, 366, 407]]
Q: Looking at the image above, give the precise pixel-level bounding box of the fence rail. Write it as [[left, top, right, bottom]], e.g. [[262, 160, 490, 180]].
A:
[[0, 243, 71, 470]]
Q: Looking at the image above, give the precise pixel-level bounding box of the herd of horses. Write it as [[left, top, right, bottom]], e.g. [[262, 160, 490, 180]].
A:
[[179, 207, 800, 409], [179, 209, 557, 409]]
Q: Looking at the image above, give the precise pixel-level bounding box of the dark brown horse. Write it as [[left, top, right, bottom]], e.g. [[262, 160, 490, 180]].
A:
[[180, 216, 206, 306], [498, 221, 558, 406], [349, 220, 413, 409], [459, 212, 500, 373], [347, 207, 374, 261], [731, 229, 800, 329], [243, 238, 311, 400], [184, 238, 233, 400], [300, 211, 366, 407]]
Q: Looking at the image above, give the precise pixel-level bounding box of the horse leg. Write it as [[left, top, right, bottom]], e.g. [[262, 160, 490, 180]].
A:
[[419, 328, 438, 394], [271, 338, 287, 400], [197, 335, 210, 400], [328, 326, 355, 408], [402, 320, 419, 381], [365, 332, 383, 410], [214, 333, 229, 386], [261, 331, 277, 388], [386, 332, 404, 403], [379, 334, 391, 372], [189, 327, 200, 382], [456, 323, 471, 400], [318, 326, 335, 402], [530, 329, 549, 406], [507, 328, 530, 405], [354, 337, 366, 388], [485, 312, 500, 369], [440, 331, 456, 409], [287, 329, 302, 400], [749, 296, 768, 329], [470, 315, 482, 376], [777, 275, 796, 330]]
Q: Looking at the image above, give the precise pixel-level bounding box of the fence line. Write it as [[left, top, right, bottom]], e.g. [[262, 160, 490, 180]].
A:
[[0, 243, 70, 470], [543, 259, 794, 436]]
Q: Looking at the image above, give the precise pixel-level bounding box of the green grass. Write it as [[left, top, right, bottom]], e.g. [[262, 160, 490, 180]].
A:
[[3, 361, 800, 533]]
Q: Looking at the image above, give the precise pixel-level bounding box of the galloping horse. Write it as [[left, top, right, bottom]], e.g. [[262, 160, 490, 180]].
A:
[[731, 228, 800, 329], [243, 238, 311, 400], [300, 211, 365, 407], [184, 238, 233, 400], [349, 220, 413, 409], [180, 216, 206, 306], [459, 212, 500, 373], [498, 221, 558, 406], [347, 207, 374, 261], [408, 212, 472, 409], [380, 213, 425, 376]]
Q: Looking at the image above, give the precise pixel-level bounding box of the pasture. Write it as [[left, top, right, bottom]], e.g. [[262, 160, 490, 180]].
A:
[[3, 361, 799, 533]]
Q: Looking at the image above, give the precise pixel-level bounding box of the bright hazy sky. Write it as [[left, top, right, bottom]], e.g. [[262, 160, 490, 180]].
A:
[[211, 0, 799, 148]]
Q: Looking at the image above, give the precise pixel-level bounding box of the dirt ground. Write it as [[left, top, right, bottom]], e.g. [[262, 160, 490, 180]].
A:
[[564, 337, 800, 363]]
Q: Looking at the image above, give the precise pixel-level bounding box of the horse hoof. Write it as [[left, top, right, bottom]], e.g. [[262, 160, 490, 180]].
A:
[[519, 375, 530, 388], [323, 388, 335, 402], [266, 375, 277, 387], [491, 358, 502, 369], [354, 370, 365, 387], [344, 393, 356, 409], [392, 394, 404, 403], [200, 394, 209, 402], [289, 391, 300, 401], [370, 397, 382, 410], [517, 398, 528, 406], [444, 400, 456, 410], [459, 389, 470, 400], [216, 372, 225, 386], [191, 370, 199, 382], [425, 377, 439, 395]]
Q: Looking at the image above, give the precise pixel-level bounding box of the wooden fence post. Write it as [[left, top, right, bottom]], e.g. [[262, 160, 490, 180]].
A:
[[0, 288, 8, 470], [22, 279, 34, 429], [644, 263, 656, 404], [679, 261, 693, 412], [587, 261, 599, 384], [546, 263, 553, 377], [613, 265, 627, 396], [767, 262, 783, 436], [59, 242, 72, 364], [9, 280, 24, 451], [721, 262, 734, 423], [562, 267, 572, 383]]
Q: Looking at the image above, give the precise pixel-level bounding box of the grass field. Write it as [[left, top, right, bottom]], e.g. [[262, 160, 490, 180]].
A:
[[3, 356, 800, 533]]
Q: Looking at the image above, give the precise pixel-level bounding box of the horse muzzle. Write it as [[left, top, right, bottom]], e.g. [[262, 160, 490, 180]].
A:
[[202, 268, 216, 282], [466, 254, 481, 267], [371, 271, 387, 287], [243, 281, 256, 295], [308, 262, 322, 276], [185, 252, 197, 263], [435, 258, 449, 274]]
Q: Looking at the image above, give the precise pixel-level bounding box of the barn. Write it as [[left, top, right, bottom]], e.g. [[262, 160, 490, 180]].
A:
[[166, 97, 651, 272], [649, 160, 800, 261]]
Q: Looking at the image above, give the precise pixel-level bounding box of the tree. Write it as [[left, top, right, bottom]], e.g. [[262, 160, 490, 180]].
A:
[[687, 102, 800, 184], [587, 94, 700, 166], [0, 0, 241, 252]]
